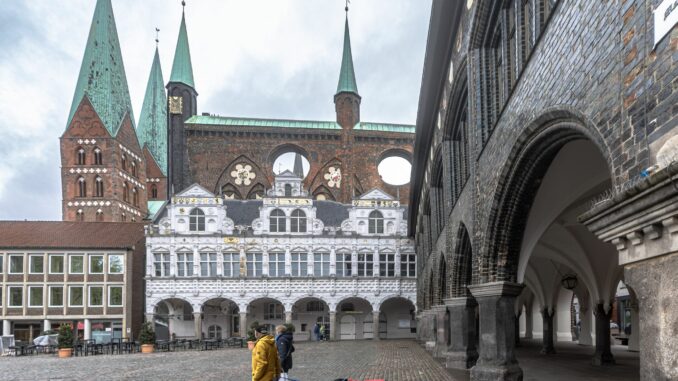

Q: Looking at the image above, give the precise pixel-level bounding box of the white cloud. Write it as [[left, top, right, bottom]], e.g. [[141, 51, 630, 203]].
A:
[[0, 0, 430, 220]]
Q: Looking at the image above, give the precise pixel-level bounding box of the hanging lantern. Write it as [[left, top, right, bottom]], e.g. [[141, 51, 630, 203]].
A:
[[561, 274, 578, 290]]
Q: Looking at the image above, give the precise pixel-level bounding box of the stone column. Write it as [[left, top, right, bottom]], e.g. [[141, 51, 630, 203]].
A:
[[432, 304, 449, 357], [285, 311, 293, 324], [2, 320, 11, 336], [239, 312, 248, 338], [84, 318, 92, 340], [514, 310, 521, 347], [351, 250, 358, 277], [330, 247, 336, 276], [579, 303, 593, 345], [468, 282, 524, 381], [193, 312, 202, 339], [329, 311, 337, 341], [540, 307, 556, 354], [443, 297, 478, 369], [524, 304, 533, 339], [592, 303, 615, 365], [627, 301, 639, 352], [373, 247, 380, 277], [43, 319, 51, 333], [372, 310, 381, 340]]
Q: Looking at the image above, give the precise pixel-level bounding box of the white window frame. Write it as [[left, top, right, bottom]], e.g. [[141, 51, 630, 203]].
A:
[[68, 285, 84, 307], [108, 254, 124, 274], [0, 254, 4, 274], [222, 252, 239, 277], [200, 252, 217, 277], [8, 254, 24, 274], [336, 252, 352, 277], [368, 211, 384, 234], [379, 253, 396, 277], [153, 252, 170, 277], [268, 252, 285, 277], [28, 286, 43, 307], [89, 255, 104, 274], [357, 253, 374, 277], [29, 254, 44, 274], [88, 285, 104, 307], [269, 209, 286, 233], [290, 252, 307, 277], [290, 209, 307, 233], [49, 254, 65, 274], [246, 253, 262, 277], [69, 255, 84, 274], [313, 252, 330, 277], [108, 286, 123, 307], [400, 253, 416, 277], [8, 286, 23, 308], [176, 252, 193, 277], [48, 285, 64, 307]]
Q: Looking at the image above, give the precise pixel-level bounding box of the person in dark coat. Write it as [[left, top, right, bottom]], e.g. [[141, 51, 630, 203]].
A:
[[275, 325, 294, 377], [312, 323, 320, 341]]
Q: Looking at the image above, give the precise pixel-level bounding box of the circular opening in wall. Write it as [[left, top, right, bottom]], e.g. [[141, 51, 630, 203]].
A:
[[378, 156, 411, 186], [273, 152, 310, 179]]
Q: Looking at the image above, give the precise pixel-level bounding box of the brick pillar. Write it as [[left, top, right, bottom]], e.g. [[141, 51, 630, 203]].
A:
[[433, 304, 449, 357]]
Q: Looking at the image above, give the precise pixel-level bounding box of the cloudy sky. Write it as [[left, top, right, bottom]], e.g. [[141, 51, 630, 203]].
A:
[[0, 0, 431, 220]]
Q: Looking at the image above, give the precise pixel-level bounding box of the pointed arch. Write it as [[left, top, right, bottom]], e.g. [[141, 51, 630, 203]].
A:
[[214, 154, 269, 195], [246, 183, 265, 199], [308, 158, 342, 200], [312, 184, 335, 201], [451, 223, 474, 297]]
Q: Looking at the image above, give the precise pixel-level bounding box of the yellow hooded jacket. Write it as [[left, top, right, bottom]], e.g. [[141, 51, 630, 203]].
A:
[[251, 335, 281, 381]]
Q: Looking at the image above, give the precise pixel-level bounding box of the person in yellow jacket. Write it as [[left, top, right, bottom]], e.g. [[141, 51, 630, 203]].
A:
[[251, 326, 281, 381]]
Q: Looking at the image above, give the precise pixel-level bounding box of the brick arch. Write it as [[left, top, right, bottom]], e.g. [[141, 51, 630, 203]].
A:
[[435, 252, 449, 305], [480, 112, 613, 284], [449, 222, 474, 298], [376, 148, 413, 165], [308, 158, 342, 200], [443, 58, 468, 142], [214, 154, 269, 195]]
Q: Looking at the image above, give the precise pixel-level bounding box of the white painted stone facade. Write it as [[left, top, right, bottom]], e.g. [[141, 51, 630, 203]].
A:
[[145, 174, 417, 340]]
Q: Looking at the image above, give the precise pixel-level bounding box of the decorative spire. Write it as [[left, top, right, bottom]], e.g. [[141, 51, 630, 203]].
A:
[[293, 153, 304, 178], [169, 1, 195, 88], [137, 45, 168, 175], [66, 0, 135, 135], [336, 6, 359, 96]]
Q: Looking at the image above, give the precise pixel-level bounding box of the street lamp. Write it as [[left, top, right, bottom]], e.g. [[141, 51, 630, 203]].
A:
[[560, 274, 578, 290]]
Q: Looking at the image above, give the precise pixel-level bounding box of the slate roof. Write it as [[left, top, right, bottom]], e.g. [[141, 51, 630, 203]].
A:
[[224, 200, 262, 225], [0, 222, 145, 249], [315, 200, 350, 226]]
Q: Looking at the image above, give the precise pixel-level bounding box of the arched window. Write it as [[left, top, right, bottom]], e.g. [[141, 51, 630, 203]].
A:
[[151, 184, 158, 199], [76, 148, 86, 165], [132, 187, 138, 207], [284, 184, 292, 197], [189, 208, 205, 232], [96, 209, 104, 222], [131, 161, 137, 177], [77, 177, 87, 197], [93, 147, 103, 165], [290, 209, 307, 233], [269, 209, 286, 232], [121, 154, 127, 171], [368, 211, 384, 234], [95, 176, 104, 197], [76, 209, 84, 221], [122, 181, 129, 203]]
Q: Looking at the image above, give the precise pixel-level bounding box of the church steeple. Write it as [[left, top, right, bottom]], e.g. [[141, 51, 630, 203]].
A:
[[336, 14, 359, 96], [137, 46, 168, 175], [169, 4, 195, 89], [334, 6, 361, 129], [293, 153, 304, 178], [66, 0, 135, 135]]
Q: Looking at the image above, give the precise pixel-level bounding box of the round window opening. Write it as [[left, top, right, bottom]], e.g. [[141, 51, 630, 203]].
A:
[[273, 152, 310, 179], [378, 156, 412, 186]]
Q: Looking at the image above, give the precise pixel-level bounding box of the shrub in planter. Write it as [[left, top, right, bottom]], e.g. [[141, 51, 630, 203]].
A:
[[57, 324, 74, 358], [138, 321, 156, 353]]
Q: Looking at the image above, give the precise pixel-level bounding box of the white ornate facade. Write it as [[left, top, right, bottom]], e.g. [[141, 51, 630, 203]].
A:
[[145, 173, 417, 341]]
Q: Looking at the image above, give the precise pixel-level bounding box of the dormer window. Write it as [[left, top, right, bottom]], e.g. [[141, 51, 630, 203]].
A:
[[284, 184, 292, 197], [291, 209, 307, 233], [368, 211, 384, 234], [189, 208, 206, 232], [270, 209, 286, 232]]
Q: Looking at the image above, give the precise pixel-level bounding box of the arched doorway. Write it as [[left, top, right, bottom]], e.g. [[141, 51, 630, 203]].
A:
[[336, 297, 372, 340], [379, 297, 416, 339], [153, 298, 194, 340], [201, 298, 239, 339], [291, 297, 330, 341]]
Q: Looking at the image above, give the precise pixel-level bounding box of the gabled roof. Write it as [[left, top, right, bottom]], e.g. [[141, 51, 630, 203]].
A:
[[66, 0, 135, 136], [169, 10, 195, 88], [276, 169, 303, 180], [137, 47, 168, 175], [175, 183, 215, 198], [359, 188, 395, 200], [0, 222, 144, 249], [336, 15, 359, 96]]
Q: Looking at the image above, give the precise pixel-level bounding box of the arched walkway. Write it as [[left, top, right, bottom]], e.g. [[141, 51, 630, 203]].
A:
[[201, 297, 239, 339], [152, 298, 195, 340], [247, 297, 285, 335], [336, 297, 373, 340], [291, 297, 330, 341], [379, 297, 416, 339]]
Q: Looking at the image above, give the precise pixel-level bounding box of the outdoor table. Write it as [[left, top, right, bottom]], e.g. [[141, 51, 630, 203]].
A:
[[201, 339, 218, 350]]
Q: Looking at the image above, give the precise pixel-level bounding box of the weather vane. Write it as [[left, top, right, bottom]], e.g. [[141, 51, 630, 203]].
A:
[[155, 27, 160, 46], [345, 0, 350, 12]]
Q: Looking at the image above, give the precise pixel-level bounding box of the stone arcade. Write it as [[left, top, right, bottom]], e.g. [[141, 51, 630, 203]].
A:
[[144, 174, 416, 341], [410, 1, 677, 380]]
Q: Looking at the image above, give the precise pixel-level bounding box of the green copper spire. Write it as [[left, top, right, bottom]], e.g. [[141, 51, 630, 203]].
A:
[[336, 14, 359, 96], [137, 47, 168, 175], [169, 8, 195, 88], [66, 0, 135, 135]]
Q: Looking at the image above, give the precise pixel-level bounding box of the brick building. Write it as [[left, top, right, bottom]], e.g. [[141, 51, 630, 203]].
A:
[[409, 1, 678, 380], [0, 222, 146, 343]]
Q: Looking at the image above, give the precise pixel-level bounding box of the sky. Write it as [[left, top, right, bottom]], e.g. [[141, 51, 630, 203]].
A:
[[0, 0, 431, 220]]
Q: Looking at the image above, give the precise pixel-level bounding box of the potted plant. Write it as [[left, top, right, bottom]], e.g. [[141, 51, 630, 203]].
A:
[[246, 321, 259, 350], [138, 321, 156, 353], [57, 324, 74, 358]]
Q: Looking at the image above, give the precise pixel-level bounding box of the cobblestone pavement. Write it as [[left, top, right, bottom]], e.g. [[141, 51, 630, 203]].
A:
[[0, 339, 459, 381]]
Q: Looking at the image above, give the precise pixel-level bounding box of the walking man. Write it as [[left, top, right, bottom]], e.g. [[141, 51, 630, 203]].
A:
[[251, 326, 281, 381]]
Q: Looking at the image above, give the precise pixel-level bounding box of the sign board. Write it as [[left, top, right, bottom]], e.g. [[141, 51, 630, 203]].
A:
[[263, 198, 312, 206], [654, 0, 678, 47]]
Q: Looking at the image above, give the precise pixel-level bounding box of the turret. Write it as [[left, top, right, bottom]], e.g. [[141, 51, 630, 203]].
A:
[[334, 10, 361, 129]]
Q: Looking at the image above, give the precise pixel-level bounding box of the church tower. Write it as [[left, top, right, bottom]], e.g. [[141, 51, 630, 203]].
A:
[[138, 44, 168, 202], [167, 1, 198, 195], [60, 0, 147, 222], [334, 8, 361, 129]]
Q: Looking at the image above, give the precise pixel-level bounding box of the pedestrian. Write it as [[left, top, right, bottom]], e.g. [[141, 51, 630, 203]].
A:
[[251, 326, 281, 381], [275, 325, 295, 380], [319, 324, 326, 341], [313, 323, 320, 342]]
